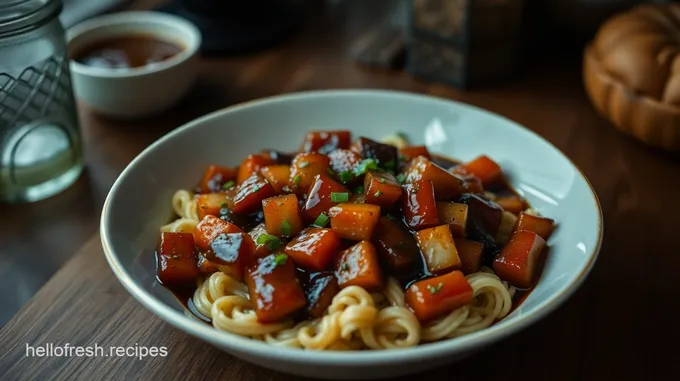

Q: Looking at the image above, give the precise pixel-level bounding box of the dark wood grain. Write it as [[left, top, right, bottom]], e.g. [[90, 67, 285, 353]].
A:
[[1, 0, 680, 379]]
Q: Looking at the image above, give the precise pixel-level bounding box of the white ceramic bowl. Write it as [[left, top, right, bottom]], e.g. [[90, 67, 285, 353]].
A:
[[66, 11, 201, 119], [100, 90, 603, 379]]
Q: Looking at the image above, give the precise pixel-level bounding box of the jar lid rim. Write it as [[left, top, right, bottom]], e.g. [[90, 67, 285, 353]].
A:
[[0, 0, 62, 35]]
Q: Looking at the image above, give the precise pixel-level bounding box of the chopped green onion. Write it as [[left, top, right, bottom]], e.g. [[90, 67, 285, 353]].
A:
[[353, 159, 381, 176], [383, 159, 396, 170], [299, 161, 310, 168], [281, 220, 292, 236], [293, 175, 301, 184], [339, 171, 354, 183], [220, 202, 228, 208], [396, 173, 406, 184], [273, 253, 288, 266], [330, 192, 349, 203], [257, 234, 282, 251], [314, 212, 329, 227], [222, 180, 235, 190], [353, 185, 365, 195], [267, 239, 283, 250], [427, 282, 443, 294], [378, 178, 387, 184], [374, 190, 382, 198]]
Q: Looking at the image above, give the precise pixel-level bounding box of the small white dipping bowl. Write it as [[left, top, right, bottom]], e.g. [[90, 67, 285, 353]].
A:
[[67, 11, 201, 119], [101, 90, 603, 379]]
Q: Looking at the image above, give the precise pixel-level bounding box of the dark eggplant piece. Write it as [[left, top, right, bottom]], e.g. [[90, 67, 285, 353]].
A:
[[351, 137, 399, 170], [458, 193, 503, 266], [220, 208, 264, 232], [261, 149, 295, 165], [373, 216, 421, 277], [304, 272, 340, 318], [458, 193, 503, 236]]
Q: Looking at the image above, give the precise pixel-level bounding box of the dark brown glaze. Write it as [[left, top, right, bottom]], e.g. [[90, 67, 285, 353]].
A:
[[72, 34, 182, 69]]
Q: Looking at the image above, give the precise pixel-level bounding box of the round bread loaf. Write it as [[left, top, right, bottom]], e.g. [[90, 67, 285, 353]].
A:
[[583, 4, 680, 151]]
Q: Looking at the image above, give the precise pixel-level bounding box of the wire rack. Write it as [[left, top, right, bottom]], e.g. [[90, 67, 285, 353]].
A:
[[0, 55, 76, 130]]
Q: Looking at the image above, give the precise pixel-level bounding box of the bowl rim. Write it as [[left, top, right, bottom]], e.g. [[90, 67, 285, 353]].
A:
[[66, 11, 201, 79], [100, 89, 603, 365]]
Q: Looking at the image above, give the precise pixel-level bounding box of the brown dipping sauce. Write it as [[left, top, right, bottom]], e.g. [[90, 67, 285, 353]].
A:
[[72, 34, 183, 69]]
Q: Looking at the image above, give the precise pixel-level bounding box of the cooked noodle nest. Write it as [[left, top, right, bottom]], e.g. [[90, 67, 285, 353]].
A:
[[163, 189, 517, 350], [191, 270, 514, 350]]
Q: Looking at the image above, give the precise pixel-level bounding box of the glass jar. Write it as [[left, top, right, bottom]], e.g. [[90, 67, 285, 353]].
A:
[[0, 0, 83, 203]]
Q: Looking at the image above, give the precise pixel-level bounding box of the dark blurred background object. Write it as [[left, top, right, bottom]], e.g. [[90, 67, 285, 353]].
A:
[[156, 0, 301, 55], [406, 0, 525, 89]]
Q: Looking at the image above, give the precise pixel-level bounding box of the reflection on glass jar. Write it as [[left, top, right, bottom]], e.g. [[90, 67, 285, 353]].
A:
[[0, 0, 83, 203]]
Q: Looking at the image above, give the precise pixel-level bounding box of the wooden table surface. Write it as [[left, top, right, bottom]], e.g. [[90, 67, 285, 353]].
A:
[[1, 0, 679, 380]]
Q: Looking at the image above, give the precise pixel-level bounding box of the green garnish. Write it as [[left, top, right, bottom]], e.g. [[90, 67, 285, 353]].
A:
[[327, 167, 336, 175], [222, 180, 235, 190], [293, 175, 301, 184], [373, 190, 382, 198], [330, 192, 349, 203], [252, 184, 262, 192], [383, 159, 396, 170], [220, 202, 228, 208], [314, 213, 329, 227], [427, 282, 443, 294], [281, 220, 292, 236], [339, 171, 354, 183], [353, 159, 381, 176], [341, 263, 349, 271], [256, 234, 282, 250], [353, 185, 364, 195], [396, 173, 406, 184], [378, 178, 387, 184], [299, 161, 310, 168], [399, 154, 409, 161], [273, 253, 288, 266]]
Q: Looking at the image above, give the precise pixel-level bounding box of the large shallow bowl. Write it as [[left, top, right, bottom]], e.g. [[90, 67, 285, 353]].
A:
[[100, 90, 602, 379]]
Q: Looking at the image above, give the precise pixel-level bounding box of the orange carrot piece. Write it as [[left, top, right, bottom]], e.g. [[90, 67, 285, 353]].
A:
[[237, 154, 275, 185], [262, 194, 303, 237], [328, 203, 381, 241], [199, 165, 237, 193], [405, 270, 473, 321], [402, 180, 439, 230], [496, 196, 526, 214], [493, 230, 546, 288], [156, 232, 198, 288], [260, 165, 291, 193], [284, 227, 342, 271], [196, 193, 228, 220], [404, 156, 466, 200], [245, 253, 307, 323], [399, 145, 431, 161], [459, 155, 503, 186], [335, 240, 383, 291], [514, 212, 555, 240], [302, 130, 351, 154], [289, 152, 331, 193], [363, 171, 402, 207]]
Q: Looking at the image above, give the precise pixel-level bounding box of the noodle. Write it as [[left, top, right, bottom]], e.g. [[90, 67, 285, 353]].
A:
[[160, 190, 199, 233], [189, 268, 514, 350], [163, 188, 520, 350]]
